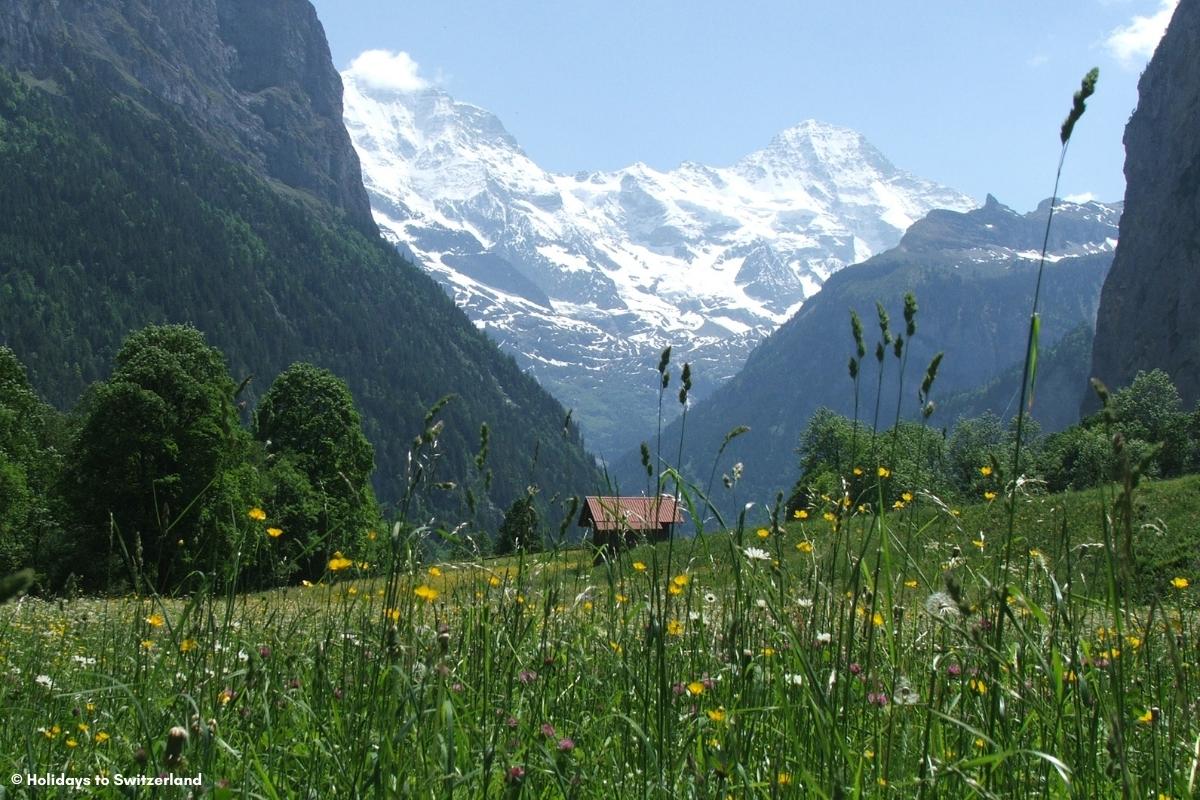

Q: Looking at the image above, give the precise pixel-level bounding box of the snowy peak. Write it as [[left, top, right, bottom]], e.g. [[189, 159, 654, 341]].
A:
[[895, 195, 1122, 259], [342, 72, 978, 458], [738, 120, 890, 181]]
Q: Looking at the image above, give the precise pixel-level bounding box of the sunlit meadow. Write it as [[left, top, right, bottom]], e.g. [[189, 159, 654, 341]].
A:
[[2, 464, 1199, 797]]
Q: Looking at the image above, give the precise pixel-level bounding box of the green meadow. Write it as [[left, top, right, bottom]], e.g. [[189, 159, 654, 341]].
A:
[[2, 472, 1197, 798]]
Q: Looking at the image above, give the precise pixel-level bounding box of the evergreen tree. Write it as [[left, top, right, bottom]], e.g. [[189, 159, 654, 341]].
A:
[[496, 495, 540, 555]]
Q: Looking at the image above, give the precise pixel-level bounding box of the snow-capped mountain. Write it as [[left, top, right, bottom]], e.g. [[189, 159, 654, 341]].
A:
[[613, 195, 1122, 514], [342, 69, 977, 458]]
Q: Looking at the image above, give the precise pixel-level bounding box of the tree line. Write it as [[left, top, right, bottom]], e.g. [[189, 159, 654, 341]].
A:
[[0, 325, 381, 595], [788, 369, 1200, 511]]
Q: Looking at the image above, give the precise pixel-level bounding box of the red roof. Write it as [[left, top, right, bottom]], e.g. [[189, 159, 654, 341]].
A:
[[579, 496, 684, 532]]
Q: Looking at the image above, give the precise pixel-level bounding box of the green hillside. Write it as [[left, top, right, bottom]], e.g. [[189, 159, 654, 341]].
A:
[[0, 66, 598, 519]]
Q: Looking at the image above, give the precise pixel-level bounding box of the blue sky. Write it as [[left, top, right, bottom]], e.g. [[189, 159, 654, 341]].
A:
[[309, 0, 1177, 212]]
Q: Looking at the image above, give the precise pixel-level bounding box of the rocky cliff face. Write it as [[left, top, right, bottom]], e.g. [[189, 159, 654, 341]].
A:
[[0, 0, 373, 230], [1090, 0, 1200, 406]]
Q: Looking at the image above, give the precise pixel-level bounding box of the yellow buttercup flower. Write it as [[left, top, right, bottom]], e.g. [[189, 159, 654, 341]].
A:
[[266, 527, 283, 538], [980, 465, 993, 477], [707, 707, 726, 722], [877, 466, 891, 478], [327, 552, 353, 571], [414, 585, 439, 602], [248, 507, 267, 521], [687, 681, 705, 696], [796, 540, 814, 554], [667, 619, 685, 636], [1171, 577, 1189, 590], [632, 561, 647, 572], [428, 566, 442, 577], [793, 509, 808, 520], [145, 613, 164, 628], [984, 491, 998, 502]]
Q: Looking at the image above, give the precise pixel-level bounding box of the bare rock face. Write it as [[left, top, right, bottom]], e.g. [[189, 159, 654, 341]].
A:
[[1089, 0, 1200, 406], [0, 0, 373, 231]]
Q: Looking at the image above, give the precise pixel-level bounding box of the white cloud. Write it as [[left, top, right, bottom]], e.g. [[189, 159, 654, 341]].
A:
[[1104, 0, 1179, 68], [1063, 191, 1096, 204], [345, 49, 430, 92]]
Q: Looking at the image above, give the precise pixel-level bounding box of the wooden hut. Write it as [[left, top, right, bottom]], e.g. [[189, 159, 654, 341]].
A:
[[578, 495, 684, 550]]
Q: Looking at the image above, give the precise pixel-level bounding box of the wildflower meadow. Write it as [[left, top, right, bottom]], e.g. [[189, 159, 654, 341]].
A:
[[2, 467, 1198, 797]]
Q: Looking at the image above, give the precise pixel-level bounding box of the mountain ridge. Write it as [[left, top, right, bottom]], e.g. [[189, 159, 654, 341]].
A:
[[343, 73, 978, 458], [610, 196, 1120, 516], [0, 0, 375, 231]]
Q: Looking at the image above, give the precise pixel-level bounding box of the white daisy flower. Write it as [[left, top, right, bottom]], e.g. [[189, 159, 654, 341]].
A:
[[743, 546, 771, 562]]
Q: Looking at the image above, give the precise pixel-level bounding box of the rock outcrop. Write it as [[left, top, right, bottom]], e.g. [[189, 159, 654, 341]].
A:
[[0, 0, 373, 230], [1089, 0, 1200, 406]]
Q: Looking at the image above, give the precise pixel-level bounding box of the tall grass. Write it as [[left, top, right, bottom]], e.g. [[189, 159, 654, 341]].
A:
[[2, 468, 1195, 797]]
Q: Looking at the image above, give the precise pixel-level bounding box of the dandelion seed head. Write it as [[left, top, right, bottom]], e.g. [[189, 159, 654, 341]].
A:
[[924, 592, 962, 621]]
